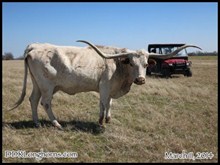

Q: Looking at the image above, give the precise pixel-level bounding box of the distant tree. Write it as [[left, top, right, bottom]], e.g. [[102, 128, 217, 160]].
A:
[[188, 51, 217, 56], [2, 52, 14, 60]]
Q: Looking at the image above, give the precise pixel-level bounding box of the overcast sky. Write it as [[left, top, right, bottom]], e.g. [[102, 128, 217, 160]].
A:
[[3, 2, 217, 57]]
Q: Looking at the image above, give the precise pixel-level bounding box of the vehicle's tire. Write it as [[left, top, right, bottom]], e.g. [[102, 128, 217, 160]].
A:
[[185, 70, 192, 77], [146, 67, 151, 76], [162, 68, 171, 78]]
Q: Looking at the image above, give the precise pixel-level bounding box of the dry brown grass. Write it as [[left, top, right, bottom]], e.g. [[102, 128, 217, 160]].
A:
[[2, 56, 218, 163]]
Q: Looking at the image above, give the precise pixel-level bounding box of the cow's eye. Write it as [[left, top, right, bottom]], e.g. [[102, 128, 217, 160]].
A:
[[130, 63, 134, 67]]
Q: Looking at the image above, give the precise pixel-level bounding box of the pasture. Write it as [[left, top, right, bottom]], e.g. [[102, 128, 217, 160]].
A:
[[2, 56, 218, 162]]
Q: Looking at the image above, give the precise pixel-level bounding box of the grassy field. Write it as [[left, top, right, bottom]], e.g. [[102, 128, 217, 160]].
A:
[[2, 56, 218, 162]]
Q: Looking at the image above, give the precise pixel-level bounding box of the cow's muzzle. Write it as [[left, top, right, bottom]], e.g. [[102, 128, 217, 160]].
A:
[[134, 77, 145, 85]]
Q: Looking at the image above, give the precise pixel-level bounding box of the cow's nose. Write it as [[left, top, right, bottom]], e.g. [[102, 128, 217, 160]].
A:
[[134, 77, 145, 85]]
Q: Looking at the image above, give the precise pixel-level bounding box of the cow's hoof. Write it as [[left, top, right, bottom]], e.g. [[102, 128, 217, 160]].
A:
[[57, 126, 64, 130], [52, 120, 63, 130], [34, 122, 40, 128], [99, 123, 106, 128], [99, 117, 104, 126], [105, 116, 111, 123], [98, 121, 105, 128], [54, 124, 63, 130]]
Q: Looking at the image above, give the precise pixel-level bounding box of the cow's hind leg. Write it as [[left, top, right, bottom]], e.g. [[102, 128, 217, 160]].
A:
[[29, 75, 41, 128], [40, 88, 62, 130]]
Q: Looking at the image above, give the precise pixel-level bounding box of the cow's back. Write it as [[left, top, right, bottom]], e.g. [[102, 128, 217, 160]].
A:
[[26, 43, 107, 94]]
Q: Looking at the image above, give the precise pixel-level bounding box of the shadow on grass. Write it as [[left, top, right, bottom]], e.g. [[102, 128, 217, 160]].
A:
[[3, 119, 105, 135], [147, 74, 183, 79]]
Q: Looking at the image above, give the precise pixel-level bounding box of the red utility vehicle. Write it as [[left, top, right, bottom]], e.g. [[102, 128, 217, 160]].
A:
[[147, 44, 192, 78]]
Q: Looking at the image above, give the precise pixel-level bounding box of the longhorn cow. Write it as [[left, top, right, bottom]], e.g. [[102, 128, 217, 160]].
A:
[[9, 40, 201, 129]]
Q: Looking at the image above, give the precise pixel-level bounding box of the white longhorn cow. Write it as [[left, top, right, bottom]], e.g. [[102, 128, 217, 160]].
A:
[[9, 40, 201, 129]]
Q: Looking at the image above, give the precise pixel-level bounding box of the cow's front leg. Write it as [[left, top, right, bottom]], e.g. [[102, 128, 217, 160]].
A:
[[99, 97, 111, 126]]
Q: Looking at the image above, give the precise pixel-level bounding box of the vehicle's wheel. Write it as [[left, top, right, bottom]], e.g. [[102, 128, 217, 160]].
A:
[[162, 68, 171, 78], [146, 67, 151, 76], [185, 70, 192, 77]]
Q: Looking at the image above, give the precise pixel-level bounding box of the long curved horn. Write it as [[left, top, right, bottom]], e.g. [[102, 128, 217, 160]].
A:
[[149, 45, 202, 59], [77, 40, 133, 59]]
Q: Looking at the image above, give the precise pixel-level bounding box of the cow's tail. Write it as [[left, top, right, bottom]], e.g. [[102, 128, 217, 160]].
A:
[[8, 50, 29, 111]]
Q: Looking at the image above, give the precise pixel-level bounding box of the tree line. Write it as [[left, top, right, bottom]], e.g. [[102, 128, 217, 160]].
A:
[[188, 51, 218, 56], [2, 52, 23, 60], [2, 51, 218, 60]]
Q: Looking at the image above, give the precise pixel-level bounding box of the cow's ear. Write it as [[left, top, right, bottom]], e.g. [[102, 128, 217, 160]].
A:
[[120, 58, 130, 64]]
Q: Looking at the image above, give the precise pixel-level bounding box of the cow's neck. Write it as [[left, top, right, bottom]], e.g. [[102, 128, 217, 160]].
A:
[[109, 59, 133, 99]]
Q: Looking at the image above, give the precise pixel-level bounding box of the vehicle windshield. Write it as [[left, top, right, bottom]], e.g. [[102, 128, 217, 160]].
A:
[[151, 46, 188, 56]]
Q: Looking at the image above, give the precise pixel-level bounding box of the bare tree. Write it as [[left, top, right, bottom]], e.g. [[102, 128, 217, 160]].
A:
[[2, 52, 14, 60]]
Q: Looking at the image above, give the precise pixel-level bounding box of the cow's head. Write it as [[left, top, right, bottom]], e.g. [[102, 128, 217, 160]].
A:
[[77, 40, 202, 85], [119, 50, 148, 85]]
